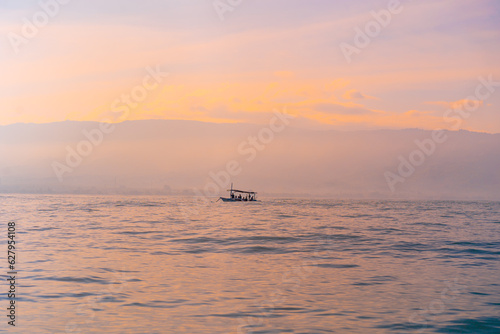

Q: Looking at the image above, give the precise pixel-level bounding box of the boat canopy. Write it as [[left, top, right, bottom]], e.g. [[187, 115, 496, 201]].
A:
[[228, 189, 257, 194]]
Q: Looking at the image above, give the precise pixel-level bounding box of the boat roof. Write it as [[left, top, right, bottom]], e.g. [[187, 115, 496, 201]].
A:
[[228, 189, 257, 194]]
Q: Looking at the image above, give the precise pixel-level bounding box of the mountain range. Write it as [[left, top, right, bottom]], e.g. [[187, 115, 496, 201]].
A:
[[1, 120, 499, 200]]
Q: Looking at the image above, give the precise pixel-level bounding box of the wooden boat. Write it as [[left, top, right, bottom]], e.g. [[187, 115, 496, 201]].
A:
[[218, 183, 257, 202]]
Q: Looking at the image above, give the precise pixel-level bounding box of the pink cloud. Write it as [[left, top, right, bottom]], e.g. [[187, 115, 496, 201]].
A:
[[426, 99, 484, 110], [343, 89, 379, 100]]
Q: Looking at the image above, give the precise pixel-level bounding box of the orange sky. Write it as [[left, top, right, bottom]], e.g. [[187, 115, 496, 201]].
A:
[[1, 0, 499, 132]]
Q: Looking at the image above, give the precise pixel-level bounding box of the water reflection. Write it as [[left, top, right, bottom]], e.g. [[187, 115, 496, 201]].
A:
[[0, 195, 499, 333]]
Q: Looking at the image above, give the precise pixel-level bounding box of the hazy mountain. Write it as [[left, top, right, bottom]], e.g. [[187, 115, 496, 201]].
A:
[[1, 120, 499, 200]]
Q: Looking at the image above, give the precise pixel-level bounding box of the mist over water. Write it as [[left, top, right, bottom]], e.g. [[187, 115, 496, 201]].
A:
[[1, 195, 499, 333], [2, 122, 500, 200]]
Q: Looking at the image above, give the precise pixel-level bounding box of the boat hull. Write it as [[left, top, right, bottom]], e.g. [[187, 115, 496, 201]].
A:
[[219, 197, 236, 202], [219, 197, 257, 202]]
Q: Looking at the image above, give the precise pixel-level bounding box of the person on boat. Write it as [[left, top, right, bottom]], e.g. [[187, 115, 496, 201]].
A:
[[238, 194, 242, 200], [231, 193, 234, 199]]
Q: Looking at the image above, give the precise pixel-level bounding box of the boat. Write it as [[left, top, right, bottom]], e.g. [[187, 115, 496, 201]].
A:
[[218, 183, 257, 202]]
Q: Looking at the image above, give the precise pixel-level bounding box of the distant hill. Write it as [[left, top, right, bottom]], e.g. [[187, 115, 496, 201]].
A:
[[1, 120, 499, 200]]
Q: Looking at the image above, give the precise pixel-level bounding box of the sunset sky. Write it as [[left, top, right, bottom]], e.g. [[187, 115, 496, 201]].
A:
[[1, 0, 499, 132]]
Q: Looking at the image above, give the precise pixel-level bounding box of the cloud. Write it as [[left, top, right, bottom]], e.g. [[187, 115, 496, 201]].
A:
[[313, 103, 375, 115], [343, 90, 379, 100], [426, 99, 484, 110], [404, 110, 434, 117], [273, 71, 295, 79], [1, 0, 498, 132]]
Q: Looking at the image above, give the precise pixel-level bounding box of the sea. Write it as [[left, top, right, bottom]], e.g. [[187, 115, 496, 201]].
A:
[[1, 194, 499, 333]]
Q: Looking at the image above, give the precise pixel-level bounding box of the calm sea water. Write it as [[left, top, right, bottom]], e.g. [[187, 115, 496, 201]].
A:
[[1, 195, 499, 333]]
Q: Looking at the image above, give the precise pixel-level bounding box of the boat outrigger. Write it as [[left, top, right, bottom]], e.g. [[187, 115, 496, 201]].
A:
[[218, 183, 257, 202]]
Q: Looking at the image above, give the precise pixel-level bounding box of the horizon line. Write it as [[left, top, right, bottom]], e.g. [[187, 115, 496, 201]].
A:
[[1, 119, 499, 135]]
